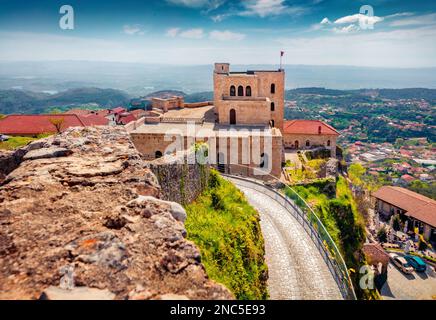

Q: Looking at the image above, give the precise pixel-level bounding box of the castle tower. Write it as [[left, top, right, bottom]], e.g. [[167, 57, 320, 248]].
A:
[[213, 63, 285, 132]]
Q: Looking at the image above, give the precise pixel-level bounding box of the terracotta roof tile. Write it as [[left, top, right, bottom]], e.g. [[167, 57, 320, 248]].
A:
[[373, 186, 436, 228], [283, 120, 339, 136], [0, 114, 108, 136]]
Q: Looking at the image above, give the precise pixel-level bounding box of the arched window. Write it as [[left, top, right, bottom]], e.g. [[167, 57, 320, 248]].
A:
[[270, 120, 275, 128], [230, 109, 236, 125], [230, 85, 236, 96], [327, 140, 331, 147], [246, 86, 252, 96], [294, 140, 299, 149], [271, 83, 276, 94], [271, 102, 275, 111], [306, 140, 310, 147], [238, 85, 244, 96], [155, 151, 163, 158], [260, 153, 268, 169], [318, 126, 322, 134]]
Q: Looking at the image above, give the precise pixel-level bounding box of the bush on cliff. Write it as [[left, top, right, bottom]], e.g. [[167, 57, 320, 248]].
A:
[[184, 170, 268, 300]]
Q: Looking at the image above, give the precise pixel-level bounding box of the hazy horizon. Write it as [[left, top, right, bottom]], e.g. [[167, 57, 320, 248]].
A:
[[1, 60, 436, 96]]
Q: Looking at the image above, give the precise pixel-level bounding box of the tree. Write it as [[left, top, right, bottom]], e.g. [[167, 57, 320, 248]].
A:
[[49, 117, 65, 133], [50, 108, 63, 114], [392, 214, 401, 231], [348, 163, 366, 187], [377, 227, 387, 243]]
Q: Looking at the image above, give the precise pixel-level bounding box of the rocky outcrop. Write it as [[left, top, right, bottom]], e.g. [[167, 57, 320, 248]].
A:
[[0, 126, 232, 300]]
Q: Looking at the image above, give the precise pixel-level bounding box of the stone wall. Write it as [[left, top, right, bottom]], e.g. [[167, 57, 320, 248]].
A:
[[147, 151, 210, 205]]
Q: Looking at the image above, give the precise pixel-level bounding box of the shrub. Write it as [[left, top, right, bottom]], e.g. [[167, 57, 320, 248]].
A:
[[377, 227, 388, 243]]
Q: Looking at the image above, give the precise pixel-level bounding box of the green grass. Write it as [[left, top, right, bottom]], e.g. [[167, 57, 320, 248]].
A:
[[184, 170, 268, 300], [0, 136, 39, 150]]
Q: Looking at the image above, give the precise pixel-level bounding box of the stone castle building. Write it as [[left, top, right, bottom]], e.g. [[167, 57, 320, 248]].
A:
[[127, 63, 338, 179]]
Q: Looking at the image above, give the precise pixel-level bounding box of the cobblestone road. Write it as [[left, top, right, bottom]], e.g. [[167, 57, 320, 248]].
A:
[[228, 178, 342, 300]]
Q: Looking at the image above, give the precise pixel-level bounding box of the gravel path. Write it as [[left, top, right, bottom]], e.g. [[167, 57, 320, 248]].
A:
[[228, 178, 342, 300]]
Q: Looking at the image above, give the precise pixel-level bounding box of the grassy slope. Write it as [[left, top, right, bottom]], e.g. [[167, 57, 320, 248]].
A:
[[184, 170, 268, 300], [0, 136, 38, 150], [0, 134, 52, 151], [289, 176, 378, 299]]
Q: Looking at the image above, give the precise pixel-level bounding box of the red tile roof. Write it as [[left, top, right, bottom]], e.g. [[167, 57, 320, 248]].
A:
[[80, 114, 109, 126], [0, 114, 108, 136], [130, 109, 146, 118], [283, 120, 339, 136], [112, 107, 126, 114], [372, 186, 436, 228], [117, 113, 137, 125]]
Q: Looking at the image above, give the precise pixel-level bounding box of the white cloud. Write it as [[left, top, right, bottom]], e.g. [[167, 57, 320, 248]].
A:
[[320, 17, 331, 25], [123, 25, 144, 36], [276, 26, 436, 68], [166, 0, 225, 10], [166, 28, 180, 38], [209, 30, 245, 41], [240, 0, 305, 18], [333, 24, 359, 34], [389, 13, 436, 27], [180, 28, 204, 39], [166, 0, 209, 8], [334, 14, 383, 26]]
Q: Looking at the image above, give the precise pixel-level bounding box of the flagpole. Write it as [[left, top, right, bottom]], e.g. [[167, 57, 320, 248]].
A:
[[280, 51, 282, 70]]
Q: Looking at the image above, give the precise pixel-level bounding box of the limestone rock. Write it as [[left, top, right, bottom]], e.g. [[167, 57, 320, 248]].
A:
[[40, 286, 116, 300], [0, 126, 233, 300], [23, 147, 72, 161]]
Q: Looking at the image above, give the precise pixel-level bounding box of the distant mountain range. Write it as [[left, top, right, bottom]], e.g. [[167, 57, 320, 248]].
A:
[[1, 61, 436, 97], [0, 88, 130, 114], [1, 87, 436, 115]]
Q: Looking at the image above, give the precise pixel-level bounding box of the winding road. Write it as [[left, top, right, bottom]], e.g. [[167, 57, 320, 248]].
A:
[[226, 177, 342, 300]]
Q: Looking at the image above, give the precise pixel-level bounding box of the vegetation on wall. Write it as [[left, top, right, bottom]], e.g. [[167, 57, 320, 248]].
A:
[[184, 170, 268, 300]]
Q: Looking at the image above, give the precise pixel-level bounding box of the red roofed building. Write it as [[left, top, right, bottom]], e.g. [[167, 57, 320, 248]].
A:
[[116, 112, 137, 125], [282, 120, 340, 157], [400, 174, 415, 183], [0, 114, 109, 136], [372, 186, 436, 242]]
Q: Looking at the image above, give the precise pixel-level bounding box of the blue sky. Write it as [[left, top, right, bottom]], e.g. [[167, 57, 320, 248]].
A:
[[0, 0, 435, 67]]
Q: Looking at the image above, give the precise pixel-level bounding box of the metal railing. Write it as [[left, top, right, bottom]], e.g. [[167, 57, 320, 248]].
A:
[[223, 173, 357, 300]]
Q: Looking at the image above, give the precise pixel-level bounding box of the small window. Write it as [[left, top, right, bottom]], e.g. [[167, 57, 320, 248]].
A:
[[306, 140, 310, 147], [327, 140, 331, 147], [230, 85, 236, 96], [238, 85, 244, 96], [155, 151, 163, 158], [271, 102, 275, 111], [270, 120, 275, 128], [246, 86, 252, 96], [271, 83, 276, 94], [318, 126, 322, 134]]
